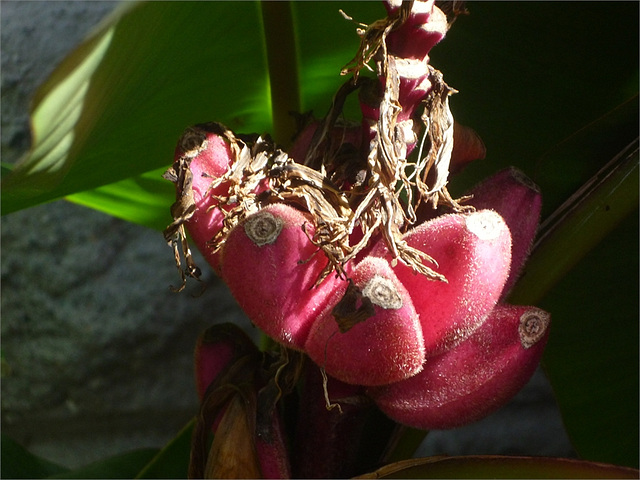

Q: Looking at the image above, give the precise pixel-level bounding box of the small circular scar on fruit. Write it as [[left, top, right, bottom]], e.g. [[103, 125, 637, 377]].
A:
[[518, 308, 550, 349], [362, 275, 403, 310], [465, 210, 504, 241], [244, 211, 284, 246]]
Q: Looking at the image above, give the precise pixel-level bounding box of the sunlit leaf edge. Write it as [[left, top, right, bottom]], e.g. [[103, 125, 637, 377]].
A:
[[355, 455, 640, 479]]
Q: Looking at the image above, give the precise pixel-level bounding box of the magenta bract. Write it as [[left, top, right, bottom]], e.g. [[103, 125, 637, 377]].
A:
[[369, 304, 551, 430], [450, 121, 486, 173], [288, 119, 363, 171], [256, 411, 292, 480], [191, 323, 292, 479], [293, 364, 370, 478], [384, 0, 448, 60], [193, 323, 258, 400]]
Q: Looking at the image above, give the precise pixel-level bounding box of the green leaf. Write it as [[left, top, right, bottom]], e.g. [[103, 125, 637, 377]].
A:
[[66, 166, 174, 231], [2, 1, 273, 215], [1, 162, 14, 180], [538, 213, 639, 468], [3, 1, 385, 228], [134, 418, 195, 479], [504, 113, 639, 470], [1, 434, 69, 479], [47, 448, 159, 479], [358, 455, 639, 479], [509, 139, 639, 305], [62, 1, 387, 231], [294, 2, 382, 118]]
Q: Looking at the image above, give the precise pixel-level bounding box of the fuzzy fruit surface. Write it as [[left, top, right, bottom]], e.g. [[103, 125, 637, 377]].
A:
[[371, 209, 512, 357], [369, 304, 551, 429], [221, 204, 348, 351], [305, 257, 425, 386]]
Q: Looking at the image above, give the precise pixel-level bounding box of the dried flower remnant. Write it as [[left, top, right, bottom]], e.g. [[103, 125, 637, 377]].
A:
[[163, 122, 236, 285], [518, 308, 550, 349], [328, 0, 467, 283], [163, 1, 471, 299]]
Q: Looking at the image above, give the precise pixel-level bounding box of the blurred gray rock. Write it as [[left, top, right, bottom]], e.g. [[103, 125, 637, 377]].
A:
[[0, 0, 574, 471], [0, 1, 255, 469], [1, 200, 256, 467]]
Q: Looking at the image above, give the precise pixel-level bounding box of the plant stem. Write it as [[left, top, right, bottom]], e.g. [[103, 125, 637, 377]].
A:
[[260, 1, 301, 148], [508, 138, 639, 305]]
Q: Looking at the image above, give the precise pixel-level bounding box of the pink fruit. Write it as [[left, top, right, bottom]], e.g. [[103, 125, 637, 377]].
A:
[[369, 304, 551, 430], [467, 167, 542, 298], [305, 257, 425, 386], [169, 123, 235, 275], [372, 209, 512, 357], [221, 203, 348, 350]]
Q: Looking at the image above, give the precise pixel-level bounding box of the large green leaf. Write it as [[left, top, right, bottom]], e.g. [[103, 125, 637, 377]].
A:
[[67, 165, 175, 231], [1, 1, 273, 215], [63, 1, 387, 229], [1, 434, 69, 479], [541, 212, 639, 468], [134, 418, 194, 479], [2, 1, 386, 228]]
